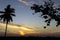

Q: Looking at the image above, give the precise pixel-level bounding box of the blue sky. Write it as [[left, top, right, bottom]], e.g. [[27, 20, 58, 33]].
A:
[[0, 0, 45, 27]]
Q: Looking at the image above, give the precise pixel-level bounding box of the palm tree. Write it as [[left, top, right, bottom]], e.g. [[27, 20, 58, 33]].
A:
[[31, 0, 60, 28], [0, 4, 16, 37]]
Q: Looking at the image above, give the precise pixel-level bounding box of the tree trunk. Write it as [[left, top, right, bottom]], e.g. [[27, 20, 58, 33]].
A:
[[5, 21, 8, 37]]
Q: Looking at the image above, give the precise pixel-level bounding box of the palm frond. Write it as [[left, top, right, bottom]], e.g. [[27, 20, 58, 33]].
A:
[[0, 11, 5, 13], [11, 14, 16, 16]]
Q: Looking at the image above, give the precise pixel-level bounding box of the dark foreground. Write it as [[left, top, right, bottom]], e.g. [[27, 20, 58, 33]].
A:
[[0, 36, 60, 40]]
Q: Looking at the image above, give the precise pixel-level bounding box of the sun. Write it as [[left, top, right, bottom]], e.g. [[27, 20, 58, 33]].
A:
[[19, 31, 25, 36]]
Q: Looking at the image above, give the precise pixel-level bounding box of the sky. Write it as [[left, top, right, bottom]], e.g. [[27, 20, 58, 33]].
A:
[[0, 0, 60, 37]]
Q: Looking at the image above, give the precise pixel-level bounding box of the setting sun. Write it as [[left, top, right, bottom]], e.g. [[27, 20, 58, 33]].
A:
[[19, 31, 25, 36]]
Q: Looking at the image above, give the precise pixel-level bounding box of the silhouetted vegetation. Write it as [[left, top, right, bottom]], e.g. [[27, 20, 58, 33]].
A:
[[44, 26, 46, 29], [31, 0, 60, 28], [0, 4, 16, 37]]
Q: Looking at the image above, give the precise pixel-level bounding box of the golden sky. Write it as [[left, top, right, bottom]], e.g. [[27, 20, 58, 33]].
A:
[[0, 21, 60, 36], [0, 22, 41, 36]]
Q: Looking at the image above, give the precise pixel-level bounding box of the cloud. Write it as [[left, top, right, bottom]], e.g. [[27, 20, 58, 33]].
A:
[[18, 0, 35, 6]]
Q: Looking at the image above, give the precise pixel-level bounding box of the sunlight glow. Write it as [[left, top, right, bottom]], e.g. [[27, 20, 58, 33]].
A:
[[19, 31, 25, 36]]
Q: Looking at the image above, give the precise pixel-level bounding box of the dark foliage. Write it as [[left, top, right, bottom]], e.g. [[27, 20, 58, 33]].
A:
[[44, 26, 46, 29], [31, 0, 60, 27]]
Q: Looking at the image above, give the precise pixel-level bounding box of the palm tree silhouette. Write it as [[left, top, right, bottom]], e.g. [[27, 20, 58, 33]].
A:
[[0, 4, 16, 37], [31, 0, 60, 28]]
